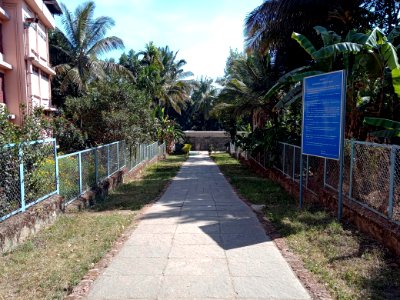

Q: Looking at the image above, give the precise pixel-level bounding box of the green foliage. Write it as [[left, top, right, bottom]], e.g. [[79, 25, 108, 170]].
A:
[[0, 107, 50, 145], [182, 144, 192, 155], [131, 43, 193, 114], [364, 117, 400, 139], [51, 116, 86, 153], [64, 77, 154, 146], [155, 107, 184, 153], [51, 1, 128, 92]]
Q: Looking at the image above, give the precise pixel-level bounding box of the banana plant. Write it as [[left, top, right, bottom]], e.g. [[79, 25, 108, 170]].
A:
[[273, 26, 400, 138], [364, 117, 400, 138]]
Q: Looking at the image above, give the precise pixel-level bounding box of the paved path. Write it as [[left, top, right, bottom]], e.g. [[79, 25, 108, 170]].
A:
[[87, 152, 310, 300]]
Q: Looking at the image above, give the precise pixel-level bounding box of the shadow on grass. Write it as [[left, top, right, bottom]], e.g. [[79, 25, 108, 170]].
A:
[[211, 153, 400, 300], [93, 155, 187, 212]]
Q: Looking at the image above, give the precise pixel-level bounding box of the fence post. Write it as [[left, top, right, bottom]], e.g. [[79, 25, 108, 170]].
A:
[[107, 144, 110, 176], [323, 158, 327, 187], [124, 141, 127, 166], [306, 155, 309, 189], [94, 147, 99, 183], [18, 144, 26, 212], [388, 146, 397, 219], [117, 142, 120, 170], [54, 140, 59, 194], [292, 147, 296, 181], [264, 149, 266, 168], [78, 152, 83, 194], [282, 143, 286, 174], [349, 140, 355, 197]]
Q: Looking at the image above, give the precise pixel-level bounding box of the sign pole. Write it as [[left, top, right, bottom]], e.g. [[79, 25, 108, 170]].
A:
[[338, 147, 344, 220], [337, 71, 347, 221]]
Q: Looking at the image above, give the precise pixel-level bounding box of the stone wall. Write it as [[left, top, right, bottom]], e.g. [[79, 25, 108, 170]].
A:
[[184, 131, 231, 151]]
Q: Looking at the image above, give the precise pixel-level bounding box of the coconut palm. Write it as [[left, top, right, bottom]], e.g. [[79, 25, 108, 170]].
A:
[[244, 0, 387, 54], [137, 44, 193, 114], [191, 77, 218, 129], [216, 51, 277, 127], [51, 1, 126, 91]]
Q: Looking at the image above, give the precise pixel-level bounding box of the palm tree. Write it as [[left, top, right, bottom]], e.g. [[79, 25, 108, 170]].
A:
[[243, 0, 398, 74], [191, 77, 218, 129], [51, 1, 126, 91], [216, 51, 277, 129], [137, 44, 193, 114]]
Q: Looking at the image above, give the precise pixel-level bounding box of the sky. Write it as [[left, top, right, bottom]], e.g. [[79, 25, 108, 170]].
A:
[[55, 0, 263, 79]]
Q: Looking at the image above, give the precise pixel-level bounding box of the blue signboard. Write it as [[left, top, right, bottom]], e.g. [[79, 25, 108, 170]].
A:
[[301, 70, 346, 160]]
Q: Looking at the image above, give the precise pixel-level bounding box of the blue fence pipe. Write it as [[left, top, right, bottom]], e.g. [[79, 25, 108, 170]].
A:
[[18, 144, 25, 212], [54, 139, 60, 194]]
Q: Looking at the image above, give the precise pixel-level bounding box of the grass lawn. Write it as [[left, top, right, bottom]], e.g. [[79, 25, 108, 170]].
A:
[[212, 153, 400, 300], [0, 155, 186, 300]]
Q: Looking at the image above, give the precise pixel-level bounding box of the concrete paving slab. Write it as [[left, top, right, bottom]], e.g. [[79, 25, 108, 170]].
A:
[[179, 210, 218, 217], [232, 276, 310, 299], [133, 224, 177, 234], [173, 233, 221, 245], [164, 258, 229, 276], [87, 275, 163, 299], [226, 244, 285, 261], [181, 205, 216, 211], [175, 224, 220, 234], [118, 244, 171, 258], [103, 257, 168, 276], [125, 233, 174, 246], [169, 244, 226, 258], [221, 233, 272, 249], [86, 152, 310, 300], [158, 275, 235, 299]]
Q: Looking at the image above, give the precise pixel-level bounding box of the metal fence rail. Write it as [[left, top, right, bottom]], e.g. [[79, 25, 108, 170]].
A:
[[247, 140, 400, 223], [0, 139, 58, 222], [58, 141, 165, 205], [1, 140, 166, 221]]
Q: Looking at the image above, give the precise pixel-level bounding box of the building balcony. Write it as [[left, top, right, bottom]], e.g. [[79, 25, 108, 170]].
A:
[[0, 5, 10, 21], [24, 0, 56, 29], [27, 55, 56, 75], [0, 52, 12, 71]]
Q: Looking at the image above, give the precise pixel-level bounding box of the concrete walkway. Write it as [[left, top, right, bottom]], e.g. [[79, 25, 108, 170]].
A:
[[87, 152, 310, 300]]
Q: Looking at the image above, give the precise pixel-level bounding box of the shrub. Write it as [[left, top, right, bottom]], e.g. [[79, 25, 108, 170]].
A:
[[182, 144, 192, 155]]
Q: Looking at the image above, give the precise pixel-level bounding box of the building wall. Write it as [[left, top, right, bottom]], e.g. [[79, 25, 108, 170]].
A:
[[1, 0, 57, 124], [184, 131, 231, 151]]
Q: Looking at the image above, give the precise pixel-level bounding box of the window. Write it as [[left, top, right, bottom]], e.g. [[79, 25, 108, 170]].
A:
[[31, 66, 40, 97], [0, 73, 5, 103], [40, 71, 50, 100], [37, 23, 47, 62], [0, 24, 3, 53]]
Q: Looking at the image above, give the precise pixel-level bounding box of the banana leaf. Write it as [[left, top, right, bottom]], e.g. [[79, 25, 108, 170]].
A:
[[274, 85, 302, 109], [392, 68, 400, 97], [364, 117, 400, 130], [369, 130, 400, 138], [313, 42, 363, 59], [314, 26, 341, 46], [292, 32, 317, 57]]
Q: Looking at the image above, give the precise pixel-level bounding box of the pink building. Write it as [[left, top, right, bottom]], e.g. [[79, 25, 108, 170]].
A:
[[0, 0, 61, 124]]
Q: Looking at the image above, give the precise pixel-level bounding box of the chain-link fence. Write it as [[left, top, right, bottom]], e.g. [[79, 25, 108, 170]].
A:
[[247, 140, 400, 223], [59, 141, 165, 205], [1, 140, 166, 221], [0, 139, 58, 221]]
